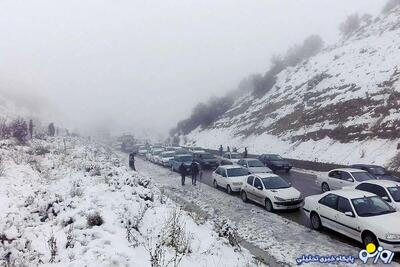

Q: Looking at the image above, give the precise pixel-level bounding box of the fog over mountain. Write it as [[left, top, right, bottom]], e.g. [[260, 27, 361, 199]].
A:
[[0, 0, 384, 138]]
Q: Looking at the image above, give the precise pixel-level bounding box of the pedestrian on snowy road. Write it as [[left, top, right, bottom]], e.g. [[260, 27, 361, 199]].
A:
[[179, 163, 187, 186], [129, 152, 136, 171], [190, 159, 199, 186], [227, 146, 231, 152], [219, 145, 223, 156], [243, 147, 248, 158]]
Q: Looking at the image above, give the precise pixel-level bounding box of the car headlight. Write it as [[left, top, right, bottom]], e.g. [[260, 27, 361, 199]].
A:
[[386, 233, 400, 240], [274, 196, 286, 202]]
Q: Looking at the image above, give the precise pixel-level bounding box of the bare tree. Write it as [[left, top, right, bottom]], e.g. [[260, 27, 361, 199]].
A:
[[10, 118, 28, 144]]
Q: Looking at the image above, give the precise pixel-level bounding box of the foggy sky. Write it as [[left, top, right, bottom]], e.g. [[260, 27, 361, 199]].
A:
[[0, 0, 385, 139]]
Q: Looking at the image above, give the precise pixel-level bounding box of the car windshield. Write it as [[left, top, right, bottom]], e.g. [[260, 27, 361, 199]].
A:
[[247, 160, 264, 167], [230, 153, 241, 159], [226, 168, 249, 177], [262, 176, 290, 189], [268, 155, 283, 161], [162, 152, 175, 157], [388, 186, 400, 202], [351, 172, 376, 182], [351, 196, 396, 217], [200, 153, 215, 159], [369, 167, 386, 175], [179, 156, 193, 162]]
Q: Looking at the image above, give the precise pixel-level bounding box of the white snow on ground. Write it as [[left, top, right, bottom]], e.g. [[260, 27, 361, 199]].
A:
[[183, 7, 400, 168], [0, 137, 257, 266], [135, 158, 395, 266]]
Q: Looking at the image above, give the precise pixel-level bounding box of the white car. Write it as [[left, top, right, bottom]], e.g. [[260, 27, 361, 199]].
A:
[[137, 146, 148, 156], [222, 152, 242, 164], [150, 149, 164, 163], [159, 151, 176, 167], [345, 180, 400, 211], [303, 189, 400, 252], [237, 158, 272, 174], [316, 168, 376, 192], [240, 173, 303, 211], [212, 165, 250, 194]]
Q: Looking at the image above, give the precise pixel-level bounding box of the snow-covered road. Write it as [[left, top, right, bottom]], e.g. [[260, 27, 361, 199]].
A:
[[135, 157, 377, 266]]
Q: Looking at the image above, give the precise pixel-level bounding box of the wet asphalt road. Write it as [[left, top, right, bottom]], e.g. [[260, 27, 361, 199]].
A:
[[199, 168, 316, 226]]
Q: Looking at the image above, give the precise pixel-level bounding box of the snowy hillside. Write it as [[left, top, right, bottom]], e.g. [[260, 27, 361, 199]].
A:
[[185, 7, 400, 168], [0, 137, 256, 266]]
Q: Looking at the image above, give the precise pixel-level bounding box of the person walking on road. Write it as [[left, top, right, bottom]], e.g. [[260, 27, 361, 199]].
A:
[[179, 163, 187, 186], [243, 147, 248, 158], [190, 159, 199, 186], [219, 145, 223, 156], [129, 152, 136, 171], [227, 146, 231, 152]]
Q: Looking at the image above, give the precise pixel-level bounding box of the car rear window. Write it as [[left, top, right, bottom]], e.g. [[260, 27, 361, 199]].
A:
[[227, 168, 249, 177], [351, 172, 376, 182]]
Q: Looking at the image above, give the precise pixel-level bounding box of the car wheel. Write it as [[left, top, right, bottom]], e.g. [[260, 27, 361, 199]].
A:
[[321, 182, 330, 192], [227, 185, 232, 195], [265, 198, 273, 212], [362, 232, 379, 248], [241, 191, 248, 202], [213, 180, 218, 189], [310, 212, 322, 230]]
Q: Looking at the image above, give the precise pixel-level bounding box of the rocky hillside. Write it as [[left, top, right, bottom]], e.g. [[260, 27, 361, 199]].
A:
[[185, 7, 400, 168]]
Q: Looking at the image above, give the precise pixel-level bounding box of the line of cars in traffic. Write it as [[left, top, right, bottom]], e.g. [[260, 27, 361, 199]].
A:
[[137, 144, 400, 252]]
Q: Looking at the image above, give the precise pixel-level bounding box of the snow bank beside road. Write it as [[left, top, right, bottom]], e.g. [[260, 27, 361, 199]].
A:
[[0, 137, 256, 266]]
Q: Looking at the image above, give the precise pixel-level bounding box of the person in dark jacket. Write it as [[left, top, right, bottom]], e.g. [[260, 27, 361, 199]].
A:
[[243, 147, 248, 158], [219, 145, 223, 156], [190, 160, 199, 186], [129, 152, 136, 171], [179, 163, 187, 186]]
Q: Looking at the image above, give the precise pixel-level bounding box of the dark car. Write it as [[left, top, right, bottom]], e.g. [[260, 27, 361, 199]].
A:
[[193, 152, 219, 169], [170, 154, 193, 173], [350, 164, 399, 182], [258, 154, 292, 173]]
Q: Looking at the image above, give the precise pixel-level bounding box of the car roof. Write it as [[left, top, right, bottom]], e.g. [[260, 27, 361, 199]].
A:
[[351, 164, 384, 168], [253, 173, 281, 179], [327, 189, 376, 199], [330, 168, 367, 172], [358, 179, 400, 187], [243, 158, 259, 161], [218, 165, 246, 170], [176, 154, 192, 157]]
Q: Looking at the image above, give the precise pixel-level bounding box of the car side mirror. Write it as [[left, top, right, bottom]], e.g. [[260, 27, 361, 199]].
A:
[[382, 196, 390, 202], [344, 211, 355, 217], [347, 178, 354, 182], [257, 186, 262, 190], [288, 182, 292, 186]]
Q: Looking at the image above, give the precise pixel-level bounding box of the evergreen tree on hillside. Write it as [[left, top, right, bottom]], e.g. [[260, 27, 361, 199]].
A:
[[48, 123, 56, 137]]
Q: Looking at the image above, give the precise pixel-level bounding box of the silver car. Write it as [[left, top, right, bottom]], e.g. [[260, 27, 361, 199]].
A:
[[237, 158, 272, 174]]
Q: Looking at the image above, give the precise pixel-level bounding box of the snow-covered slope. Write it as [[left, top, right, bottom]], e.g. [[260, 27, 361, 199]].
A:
[[0, 137, 256, 266], [185, 7, 400, 168]]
